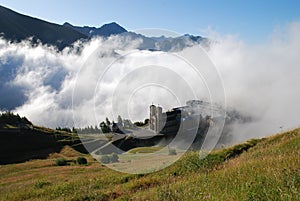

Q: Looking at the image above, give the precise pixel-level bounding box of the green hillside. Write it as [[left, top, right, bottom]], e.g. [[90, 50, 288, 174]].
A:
[[0, 128, 299, 200], [0, 112, 86, 164]]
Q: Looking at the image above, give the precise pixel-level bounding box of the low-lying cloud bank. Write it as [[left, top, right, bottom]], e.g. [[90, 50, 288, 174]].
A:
[[208, 21, 300, 140], [0, 22, 300, 143]]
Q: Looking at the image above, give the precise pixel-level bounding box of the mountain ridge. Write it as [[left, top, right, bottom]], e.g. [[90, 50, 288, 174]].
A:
[[63, 21, 128, 37], [0, 5, 87, 50], [0, 5, 207, 51]]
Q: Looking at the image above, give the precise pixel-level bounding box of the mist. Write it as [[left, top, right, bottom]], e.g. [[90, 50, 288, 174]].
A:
[[1, 21, 300, 143], [208, 21, 300, 141]]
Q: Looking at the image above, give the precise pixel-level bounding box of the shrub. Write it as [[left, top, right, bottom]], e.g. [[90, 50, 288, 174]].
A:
[[76, 157, 87, 165], [34, 180, 50, 189], [54, 158, 68, 166], [168, 148, 177, 155], [99, 153, 119, 164], [100, 155, 110, 164], [110, 153, 119, 163]]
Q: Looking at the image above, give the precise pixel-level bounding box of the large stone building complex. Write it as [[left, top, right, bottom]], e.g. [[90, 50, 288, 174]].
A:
[[149, 100, 221, 136]]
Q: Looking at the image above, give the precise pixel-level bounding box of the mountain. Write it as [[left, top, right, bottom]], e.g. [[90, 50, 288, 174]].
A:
[[63, 22, 127, 37], [0, 5, 207, 51], [64, 21, 207, 51], [0, 5, 87, 50]]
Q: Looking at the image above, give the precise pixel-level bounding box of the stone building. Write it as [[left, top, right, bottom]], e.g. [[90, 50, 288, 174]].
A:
[[149, 100, 220, 135], [149, 104, 182, 135], [149, 104, 163, 133]]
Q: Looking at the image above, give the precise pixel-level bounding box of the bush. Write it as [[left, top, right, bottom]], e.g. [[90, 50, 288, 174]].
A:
[[100, 153, 119, 164], [100, 155, 110, 164], [110, 153, 119, 163], [76, 157, 87, 165], [34, 180, 50, 189], [54, 158, 68, 166], [134, 121, 144, 127], [168, 148, 177, 155]]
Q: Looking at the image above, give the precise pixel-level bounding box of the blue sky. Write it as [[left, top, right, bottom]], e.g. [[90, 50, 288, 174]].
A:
[[1, 0, 300, 43]]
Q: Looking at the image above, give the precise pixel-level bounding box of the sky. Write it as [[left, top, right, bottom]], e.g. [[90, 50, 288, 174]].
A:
[[0, 0, 300, 43]]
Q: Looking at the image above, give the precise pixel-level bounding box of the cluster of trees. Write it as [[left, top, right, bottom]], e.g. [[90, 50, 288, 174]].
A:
[[56, 125, 104, 134], [75, 117, 120, 134], [0, 111, 32, 127], [76, 126, 101, 134], [99, 117, 124, 134], [77, 116, 148, 134], [134, 119, 149, 127], [55, 127, 77, 133], [0, 111, 149, 134], [99, 117, 112, 133], [55, 115, 149, 134]]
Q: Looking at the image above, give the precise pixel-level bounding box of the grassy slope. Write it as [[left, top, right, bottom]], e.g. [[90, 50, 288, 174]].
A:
[[0, 128, 299, 201], [0, 124, 87, 164]]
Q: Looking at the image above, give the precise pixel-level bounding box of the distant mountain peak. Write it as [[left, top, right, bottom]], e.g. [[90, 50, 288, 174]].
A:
[[102, 22, 122, 27], [62, 21, 127, 37], [62, 22, 72, 27], [97, 22, 127, 36]]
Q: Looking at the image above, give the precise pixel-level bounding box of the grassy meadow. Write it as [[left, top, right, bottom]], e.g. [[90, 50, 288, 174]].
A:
[[0, 128, 299, 200]]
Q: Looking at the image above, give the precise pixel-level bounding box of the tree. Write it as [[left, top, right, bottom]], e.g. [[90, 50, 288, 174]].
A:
[[112, 121, 123, 133], [72, 127, 77, 133], [100, 121, 111, 133], [94, 125, 100, 133], [134, 121, 144, 127], [105, 117, 111, 126], [117, 115, 123, 126], [76, 157, 87, 165], [144, 118, 149, 125]]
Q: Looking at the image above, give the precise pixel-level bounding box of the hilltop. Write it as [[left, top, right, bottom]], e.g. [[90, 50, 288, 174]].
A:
[[0, 127, 299, 200]]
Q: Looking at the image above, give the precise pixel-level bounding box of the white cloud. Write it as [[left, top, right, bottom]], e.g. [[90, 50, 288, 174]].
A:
[[207, 21, 300, 140], [0, 22, 299, 144]]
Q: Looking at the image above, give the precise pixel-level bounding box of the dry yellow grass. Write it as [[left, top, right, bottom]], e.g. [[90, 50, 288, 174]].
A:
[[48, 145, 83, 159], [0, 128, 299, 200]]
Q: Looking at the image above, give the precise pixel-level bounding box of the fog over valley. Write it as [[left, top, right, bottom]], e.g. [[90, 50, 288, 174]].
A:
[[1, 20, 300, 144]]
